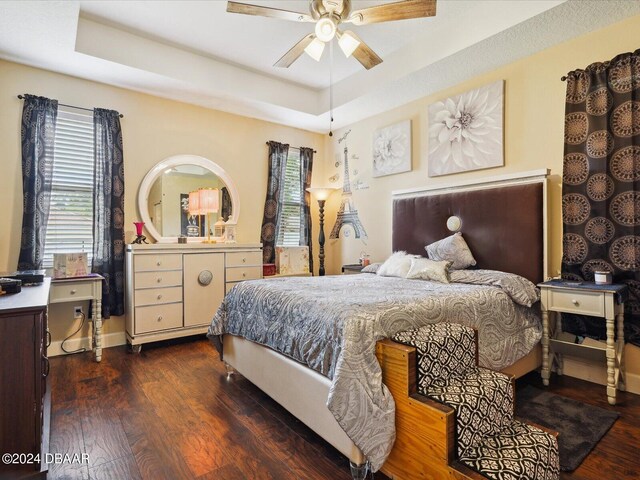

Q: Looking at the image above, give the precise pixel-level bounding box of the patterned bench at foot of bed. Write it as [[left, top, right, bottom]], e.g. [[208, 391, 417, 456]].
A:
[[392, 323, 559, 480]]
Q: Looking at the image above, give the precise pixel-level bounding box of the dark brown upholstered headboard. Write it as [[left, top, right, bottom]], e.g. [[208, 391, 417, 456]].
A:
[[392, 182, 544, 284]]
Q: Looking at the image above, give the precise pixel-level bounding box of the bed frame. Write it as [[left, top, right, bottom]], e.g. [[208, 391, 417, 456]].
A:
[[223, 169, 549, 479]]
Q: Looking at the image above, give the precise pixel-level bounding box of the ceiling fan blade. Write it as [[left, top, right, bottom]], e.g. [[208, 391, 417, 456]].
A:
[[347, 0, 436, 26], [348, 31, 382, 70], [274, 34, 316, 68], [227, 1, 314, 22]]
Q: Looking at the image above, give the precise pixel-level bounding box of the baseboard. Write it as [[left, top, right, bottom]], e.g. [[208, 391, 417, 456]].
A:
[[560, 355, 640, 396], [48, 331, 127, 357]]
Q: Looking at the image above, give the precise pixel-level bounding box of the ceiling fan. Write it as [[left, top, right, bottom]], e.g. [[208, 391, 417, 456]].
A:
[[227, 0, 437, 70]]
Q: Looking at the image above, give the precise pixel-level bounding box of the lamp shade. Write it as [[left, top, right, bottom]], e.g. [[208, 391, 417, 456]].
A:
[[304, 37, 325, 62], [338, 30, 360, 58], [199, 188, 219, 214], [306, 187, 337, 201], [188, 190, 201, 215]]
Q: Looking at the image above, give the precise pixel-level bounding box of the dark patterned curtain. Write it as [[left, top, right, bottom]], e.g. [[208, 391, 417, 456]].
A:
[[18, 95, 58, 270], [299, 147, 314, 273], [93, 108, 125, 318], [561, 49, 640, 346], [221, 187, 232, 222], [261, 141, 288, 264]]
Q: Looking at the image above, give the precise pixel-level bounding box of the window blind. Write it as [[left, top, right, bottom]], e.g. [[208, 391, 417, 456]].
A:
[[43, 109, 95, 268], [277, 148, 302, 247]]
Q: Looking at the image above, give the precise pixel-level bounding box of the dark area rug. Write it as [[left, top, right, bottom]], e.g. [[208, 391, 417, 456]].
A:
[[515, 385, 619, 471]]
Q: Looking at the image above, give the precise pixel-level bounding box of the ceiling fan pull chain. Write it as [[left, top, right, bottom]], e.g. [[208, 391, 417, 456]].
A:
[[329, 40, 334, 137]]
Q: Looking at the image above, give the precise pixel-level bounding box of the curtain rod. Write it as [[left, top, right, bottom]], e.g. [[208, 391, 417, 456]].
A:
[[17, 94, 124, 118], [266, 142, 316, 153]]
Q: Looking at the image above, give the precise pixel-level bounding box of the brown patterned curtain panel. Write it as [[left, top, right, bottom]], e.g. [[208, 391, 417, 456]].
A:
[[561, 49, 640, 346], [261, 141, 288, 264], [299, 147, 314, 273], [92, 108, 125, 318], [18, 95, 58, 270]]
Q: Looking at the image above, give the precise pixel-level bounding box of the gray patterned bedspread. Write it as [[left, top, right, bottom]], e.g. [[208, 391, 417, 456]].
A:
[[207, 273, 541, 472]]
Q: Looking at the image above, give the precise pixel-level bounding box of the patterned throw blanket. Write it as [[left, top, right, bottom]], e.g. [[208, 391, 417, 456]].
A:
[[207, 273, 541, 471]]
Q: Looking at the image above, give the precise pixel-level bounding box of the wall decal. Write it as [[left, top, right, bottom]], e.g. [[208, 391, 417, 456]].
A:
[[372, 119, 412, 177], [330, 131, 367, 239], [428, 80, 504, 177]]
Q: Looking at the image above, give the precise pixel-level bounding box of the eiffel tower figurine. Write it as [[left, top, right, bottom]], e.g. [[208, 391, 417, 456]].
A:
[[330, 145, 367, 239]]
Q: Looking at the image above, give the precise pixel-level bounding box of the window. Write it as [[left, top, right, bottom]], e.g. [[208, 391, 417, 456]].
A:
[[276, 148, 302, 247], [43, 109, 95, 268]]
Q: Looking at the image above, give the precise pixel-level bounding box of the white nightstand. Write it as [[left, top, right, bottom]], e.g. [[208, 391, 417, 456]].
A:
[[538, 280, 628, 405]]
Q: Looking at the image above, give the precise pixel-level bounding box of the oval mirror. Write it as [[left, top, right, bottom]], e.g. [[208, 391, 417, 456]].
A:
[[138, 155, 240, 243]]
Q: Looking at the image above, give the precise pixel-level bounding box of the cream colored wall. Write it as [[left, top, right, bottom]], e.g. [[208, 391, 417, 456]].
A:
[[320, 14, 640, 392], [0, 59, 324, 344]]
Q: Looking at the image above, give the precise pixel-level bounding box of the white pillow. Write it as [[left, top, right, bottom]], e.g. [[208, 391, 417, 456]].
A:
[[406, 258, 451, 283], [425, 232, 476, 270], [376, 251, 416, 278]]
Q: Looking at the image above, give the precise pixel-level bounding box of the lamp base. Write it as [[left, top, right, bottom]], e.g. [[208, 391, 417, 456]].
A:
[[201, 239, 217, 244]]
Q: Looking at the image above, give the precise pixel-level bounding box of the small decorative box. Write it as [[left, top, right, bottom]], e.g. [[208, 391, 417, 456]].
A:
[[275, 246, 310, 275], [594, 271, 612, 285], [53, 252, 89, 279], [263, 263, 276, 277]]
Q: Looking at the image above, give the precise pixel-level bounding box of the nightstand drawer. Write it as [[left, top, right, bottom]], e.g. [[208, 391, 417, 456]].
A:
[[226, 266, 262, 282], [134, 287, 183, 307], [226, 251, 262, 267], [135, 303, 183, 334], [50, 281, 94, 302], [548, 289, 604, 316], [135, 270, 183, 289], [135, 254, 182, 272]]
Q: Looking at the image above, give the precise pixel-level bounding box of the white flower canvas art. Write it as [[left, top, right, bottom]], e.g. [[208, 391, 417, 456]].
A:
[[372, 120, 412, 177], [428, 80, 504, 177]]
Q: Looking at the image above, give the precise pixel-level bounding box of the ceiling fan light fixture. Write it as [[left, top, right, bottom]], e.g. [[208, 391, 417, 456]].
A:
[[337, 30, 360, 58], [315, 16, 337, 42], [304, 37, 325, 62]]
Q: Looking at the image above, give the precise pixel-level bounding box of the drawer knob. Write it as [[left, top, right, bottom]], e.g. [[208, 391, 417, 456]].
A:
[[242, 272, 246, 278], [157, 277, 162, 283], [157, 316, 163, 322], [572, 299, 579, 306], [70, 289, 77, 294], [157, 294, 163, 300], [242, 257, 246, 263], [157, 261, 162, 266]]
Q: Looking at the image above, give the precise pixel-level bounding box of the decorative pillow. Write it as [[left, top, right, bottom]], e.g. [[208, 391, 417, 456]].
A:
[[361, 262, 381, 274], [450, 269, 540, 307], [406, 258, 451, 283], [377, 251, 416, 278], [425, 232, 476, 270]]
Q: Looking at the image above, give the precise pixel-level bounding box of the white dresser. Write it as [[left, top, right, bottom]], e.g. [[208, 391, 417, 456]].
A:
[[125, 243, 262, 351]]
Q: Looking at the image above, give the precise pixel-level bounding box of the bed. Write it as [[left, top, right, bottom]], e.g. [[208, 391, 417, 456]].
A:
[[208, 169, 549, 479]]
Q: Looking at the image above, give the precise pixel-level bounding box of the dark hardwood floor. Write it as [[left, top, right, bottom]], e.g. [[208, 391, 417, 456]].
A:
[[48, 337, 640, 480]]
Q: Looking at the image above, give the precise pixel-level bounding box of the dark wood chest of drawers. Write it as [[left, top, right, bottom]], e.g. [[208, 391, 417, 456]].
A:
[[0, 279, 51, 479]]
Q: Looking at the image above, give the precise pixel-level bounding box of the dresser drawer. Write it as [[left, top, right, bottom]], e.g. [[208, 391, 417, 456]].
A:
[[226, 266, 262, 282], [135, 270, 182, 289], [50, 281, 94, 302], [135, 303, 183, 334], [548, 289, 604, 316], [134, 287, 182, 307], [135, 254, 182, 272], [226, 251, 262, 267]]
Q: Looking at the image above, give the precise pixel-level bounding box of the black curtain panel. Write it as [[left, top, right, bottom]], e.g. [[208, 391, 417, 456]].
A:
[[561, 49, 640, 346], [221, 186, 232, 222], [260, 141, 289, 264], [299, 147, 314, 273], [92, 108, 125, 318], [17, 95, 58, 270]]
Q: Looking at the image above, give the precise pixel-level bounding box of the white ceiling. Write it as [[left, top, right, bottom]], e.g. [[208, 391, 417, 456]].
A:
[[1, 1, 639, 133]]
